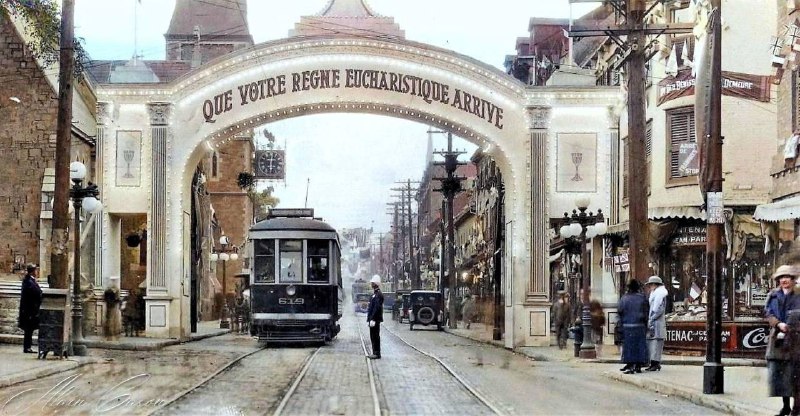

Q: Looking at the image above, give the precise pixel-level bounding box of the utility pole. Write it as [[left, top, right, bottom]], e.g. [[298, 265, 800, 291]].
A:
[[406, 180, 416, 288], [700, 1, 724, 395], [433, 133, 466, 329], [51, 0, 76, 289], [568, 1, 693, 283]]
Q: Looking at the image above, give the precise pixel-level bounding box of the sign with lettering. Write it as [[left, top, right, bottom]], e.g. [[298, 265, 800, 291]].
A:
[[657, 69, 771, 106], [672, 226, 706, 246], [665, 321, 768, 356], [199, 69, 505, 129]]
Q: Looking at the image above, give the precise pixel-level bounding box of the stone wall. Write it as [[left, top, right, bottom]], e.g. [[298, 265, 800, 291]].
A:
[[0, 15, 58, 273]]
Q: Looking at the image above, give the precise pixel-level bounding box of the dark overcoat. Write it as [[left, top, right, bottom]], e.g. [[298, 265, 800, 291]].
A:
[[367, 288, 384, 323], [18, 274, 42, 331], [618, 291, 649, 364]]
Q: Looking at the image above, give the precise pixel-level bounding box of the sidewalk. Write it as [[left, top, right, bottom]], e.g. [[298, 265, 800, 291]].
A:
[[445, 322, 777, 416], [0, 321, 230, 388]]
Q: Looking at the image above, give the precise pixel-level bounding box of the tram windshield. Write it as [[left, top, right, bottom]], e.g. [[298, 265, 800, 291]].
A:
[[279, 240, 303, 283]]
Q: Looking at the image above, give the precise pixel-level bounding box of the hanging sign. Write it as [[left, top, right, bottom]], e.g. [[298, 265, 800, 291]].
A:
[[657, 69, 771, 106]]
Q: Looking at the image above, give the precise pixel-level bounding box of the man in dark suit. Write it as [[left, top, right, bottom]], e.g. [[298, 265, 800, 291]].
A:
[[366, 275, 384, 359], [18, 264, 42, 354]]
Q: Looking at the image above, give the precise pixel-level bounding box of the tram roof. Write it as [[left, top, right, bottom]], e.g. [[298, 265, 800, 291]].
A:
[[250, 217, 336, 233]]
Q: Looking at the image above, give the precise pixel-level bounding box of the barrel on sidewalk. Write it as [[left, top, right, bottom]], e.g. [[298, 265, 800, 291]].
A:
[[37, 289, 69, 359]]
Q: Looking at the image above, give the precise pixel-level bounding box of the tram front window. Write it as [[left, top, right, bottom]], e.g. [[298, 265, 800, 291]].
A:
[[280, 240, 303, 283], [254, 239, 275, 283], [307, 240, 329, 283]]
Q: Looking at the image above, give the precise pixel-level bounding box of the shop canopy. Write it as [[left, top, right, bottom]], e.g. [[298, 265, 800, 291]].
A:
[[754, 196, 800, 222]]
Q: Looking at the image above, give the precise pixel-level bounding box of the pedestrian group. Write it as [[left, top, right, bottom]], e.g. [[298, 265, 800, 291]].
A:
[[616, 275, 668, 373]]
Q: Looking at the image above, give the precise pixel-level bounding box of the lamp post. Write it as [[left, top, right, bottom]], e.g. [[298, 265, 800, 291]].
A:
[[559, 197, 607, 359], [68, 161, 102, 356], [210, 235, 238, 329]]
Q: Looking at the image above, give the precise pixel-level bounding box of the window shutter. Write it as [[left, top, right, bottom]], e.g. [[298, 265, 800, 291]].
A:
[[622, 137, 629, 200], [668, 107, 696, 178]]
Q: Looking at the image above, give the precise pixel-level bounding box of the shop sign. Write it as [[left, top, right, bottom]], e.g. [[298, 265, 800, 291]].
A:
[[750, 287, 769, 306], [673, 226, 706, 246], [665, 321, 768, 355]]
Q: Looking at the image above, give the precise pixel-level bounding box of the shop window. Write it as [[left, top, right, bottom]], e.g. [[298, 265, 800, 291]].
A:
[[666, 106, 698, 184], [254, 239, 275, 283]]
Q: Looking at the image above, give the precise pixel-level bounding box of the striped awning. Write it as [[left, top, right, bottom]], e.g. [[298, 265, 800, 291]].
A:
[[754, 196, 800, 222]]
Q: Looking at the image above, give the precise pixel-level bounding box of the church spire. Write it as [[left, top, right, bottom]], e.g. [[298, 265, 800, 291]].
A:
[[165, 0, 254, 63], [290, 0, 404, 39]]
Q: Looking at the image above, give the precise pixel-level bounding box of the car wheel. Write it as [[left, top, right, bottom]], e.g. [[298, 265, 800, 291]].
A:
[[417, 307, 435, 325]]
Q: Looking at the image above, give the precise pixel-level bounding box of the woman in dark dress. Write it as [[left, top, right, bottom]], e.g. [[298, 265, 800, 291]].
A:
[[618, 279, 649, 374]]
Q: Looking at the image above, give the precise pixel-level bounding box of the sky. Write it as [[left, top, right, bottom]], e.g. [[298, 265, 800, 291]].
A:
[[72, 0, 598, 233]]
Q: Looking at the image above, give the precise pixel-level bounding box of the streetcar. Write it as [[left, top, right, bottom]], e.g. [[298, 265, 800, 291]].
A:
[[351, 277, 370, 303], [248, 208, 343, 344]]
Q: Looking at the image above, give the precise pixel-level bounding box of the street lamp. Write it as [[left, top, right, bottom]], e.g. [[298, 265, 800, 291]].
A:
[[210, 234, 238, 329], [68, 161, 102, 356], [560, 197, 606, 359]]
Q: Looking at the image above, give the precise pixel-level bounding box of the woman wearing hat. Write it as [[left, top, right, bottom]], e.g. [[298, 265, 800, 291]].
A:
[[645, 275, 668, 372], [618, 279, 649, 374], [765, 264, 800, 416]]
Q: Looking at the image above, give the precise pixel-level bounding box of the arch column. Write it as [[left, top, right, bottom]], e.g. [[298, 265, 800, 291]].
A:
[[518, 105, 552, 347], [145, 102, 173, 337], [95, 102, 112, 289]]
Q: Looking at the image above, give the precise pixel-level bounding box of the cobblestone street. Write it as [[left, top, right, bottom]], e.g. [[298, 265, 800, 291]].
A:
[[0, 309, 731, 416]]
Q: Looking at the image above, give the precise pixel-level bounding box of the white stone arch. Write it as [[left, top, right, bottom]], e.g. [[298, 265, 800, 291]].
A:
[[97, 36, 618, 345]]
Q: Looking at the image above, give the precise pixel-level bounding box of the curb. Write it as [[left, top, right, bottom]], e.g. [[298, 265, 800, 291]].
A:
[[1, 329, 230, 352], [0, 357, 99, 389], [603, 370, 772, 416]]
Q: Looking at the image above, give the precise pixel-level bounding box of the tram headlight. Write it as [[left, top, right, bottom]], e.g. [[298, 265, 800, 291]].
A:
[[286, 285, 296, 296]]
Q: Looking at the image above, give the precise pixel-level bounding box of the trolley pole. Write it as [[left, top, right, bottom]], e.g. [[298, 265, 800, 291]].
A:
[[433, 133, 466, 329], [567, 0, 693, 284], [702, 1, 724, 395], [51, 0, 76, 289]]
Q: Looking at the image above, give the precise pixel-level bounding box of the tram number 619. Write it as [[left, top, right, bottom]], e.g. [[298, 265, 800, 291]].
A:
[[278, 298, 305, 305]]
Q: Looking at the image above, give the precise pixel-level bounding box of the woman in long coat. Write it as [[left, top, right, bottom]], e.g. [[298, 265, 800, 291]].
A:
[[618, 279, 649, 374], [765, 265, 798, 416], [645, 275, 668, 372], [783, 269, 800, 416]]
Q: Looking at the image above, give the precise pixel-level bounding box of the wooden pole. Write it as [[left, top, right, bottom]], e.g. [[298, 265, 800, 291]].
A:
[[626, 0, 650, 284], [50, 0, 76, 289]]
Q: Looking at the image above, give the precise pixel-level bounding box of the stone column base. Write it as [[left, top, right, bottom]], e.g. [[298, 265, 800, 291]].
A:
[[144, 295, 171, 338], [516, 300, 551, 347]]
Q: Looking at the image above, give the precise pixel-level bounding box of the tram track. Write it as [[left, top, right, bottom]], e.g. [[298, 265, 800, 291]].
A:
[[145, 343, 268, 416], [382, 323, 505, 416]]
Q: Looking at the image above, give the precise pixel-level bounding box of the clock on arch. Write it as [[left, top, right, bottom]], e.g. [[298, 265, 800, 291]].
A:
[[254, 150, 285, 179]]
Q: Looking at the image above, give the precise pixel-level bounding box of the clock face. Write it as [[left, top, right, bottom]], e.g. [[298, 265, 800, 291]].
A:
[[256, 150, 285, 178]]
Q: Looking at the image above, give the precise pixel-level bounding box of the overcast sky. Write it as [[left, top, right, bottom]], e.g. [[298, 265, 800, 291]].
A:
[[73, 0, 597, 233]]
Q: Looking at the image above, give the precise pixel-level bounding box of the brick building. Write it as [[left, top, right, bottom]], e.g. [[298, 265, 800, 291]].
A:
[[0, 9, 97, 334]]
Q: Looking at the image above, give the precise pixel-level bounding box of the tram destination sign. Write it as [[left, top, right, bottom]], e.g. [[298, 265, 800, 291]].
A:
[[200, 68, 505, 129]]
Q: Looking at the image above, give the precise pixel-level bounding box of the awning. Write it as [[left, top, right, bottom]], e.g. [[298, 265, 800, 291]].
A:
[[754, 196, 800, 222], [648, 206, 706, 220]]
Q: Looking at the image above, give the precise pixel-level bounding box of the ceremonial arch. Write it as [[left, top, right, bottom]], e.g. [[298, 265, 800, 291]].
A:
[[94, 35, 618, 347]]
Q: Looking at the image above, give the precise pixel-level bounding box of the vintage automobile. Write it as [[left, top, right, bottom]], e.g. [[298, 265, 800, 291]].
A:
[[393, 290, 411, 322], [354, 293, 371, 313], [408, 290, 444, 331]]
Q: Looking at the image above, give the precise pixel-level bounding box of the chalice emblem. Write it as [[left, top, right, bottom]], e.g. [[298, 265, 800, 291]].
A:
[[571, 152, 583, 182], [123, 150, 135, 178]]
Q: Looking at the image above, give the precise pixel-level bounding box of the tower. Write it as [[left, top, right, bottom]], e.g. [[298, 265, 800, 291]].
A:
[[165, 0, 254, 64]]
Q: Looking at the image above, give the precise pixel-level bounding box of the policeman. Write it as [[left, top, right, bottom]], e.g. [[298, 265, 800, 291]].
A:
[[366, 275, 384, 359]]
